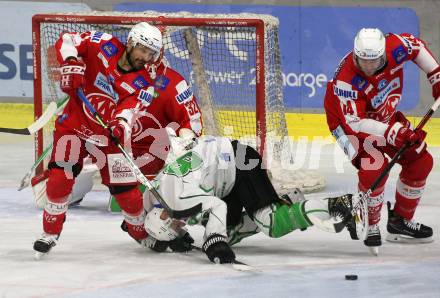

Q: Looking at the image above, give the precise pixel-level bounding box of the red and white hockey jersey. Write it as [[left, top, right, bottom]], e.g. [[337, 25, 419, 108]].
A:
[[55, 31, 202, 151], [55, 31, 146, 145], [324, 33, 439, 158]]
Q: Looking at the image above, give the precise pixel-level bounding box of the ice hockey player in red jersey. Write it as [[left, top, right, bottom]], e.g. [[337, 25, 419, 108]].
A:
[[33, 22, 201, 258], [324, 28, 439, 254]]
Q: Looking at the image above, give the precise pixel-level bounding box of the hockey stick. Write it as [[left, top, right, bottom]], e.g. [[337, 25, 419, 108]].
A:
[[18, 143, 53, 191], [17, 97, 70, 190], [351, 99, 440, 240], [76, 88, 202, 219], [0, 96, 69, 135]]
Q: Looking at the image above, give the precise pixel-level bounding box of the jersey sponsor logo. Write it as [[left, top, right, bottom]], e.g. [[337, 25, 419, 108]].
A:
[[219, 152, 231, 162], [154, 75, 170, 90], [392, 45, 408, 64], [378, 79, 388, 90], [108, 153, 136, 184], [365, 84, 374, 95], [371, 77, 400, 109], [390, 64, 404, 75], [331, 125, 357, 160], [137, 87, 155, 106], [132, 76, 149, 89], [97, 52, 109, 68], [333, 85, 358, 99], [400, 36, 414, 54], [94, 72, 118, 100], [101, 41, 118, 58], [175, 80, 193, 104], [120, 81, 136, 94], [163, 152, 203, 177], [351, 75, 367, 91], [91, 31, 104, 43]]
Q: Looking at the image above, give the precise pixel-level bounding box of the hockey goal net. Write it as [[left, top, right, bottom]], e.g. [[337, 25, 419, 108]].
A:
[[32, 11, 325, 193]]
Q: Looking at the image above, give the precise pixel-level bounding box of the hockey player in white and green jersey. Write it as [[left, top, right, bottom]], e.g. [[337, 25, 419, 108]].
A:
[[143, 136, 356, 264]]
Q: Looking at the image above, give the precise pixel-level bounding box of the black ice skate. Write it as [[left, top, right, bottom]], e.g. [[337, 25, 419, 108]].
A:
[[364, 223, 381, 256], [328, 194, 357, 237], [386, 202, 433, 243], [33, 233, 59, 259]]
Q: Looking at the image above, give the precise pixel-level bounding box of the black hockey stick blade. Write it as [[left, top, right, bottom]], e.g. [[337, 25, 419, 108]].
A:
[[171, 202, 203, 219], [0, 127, 30, 135]]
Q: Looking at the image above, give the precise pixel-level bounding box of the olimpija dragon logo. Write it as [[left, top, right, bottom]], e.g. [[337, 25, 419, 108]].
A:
[[163, 151, 203, 177]]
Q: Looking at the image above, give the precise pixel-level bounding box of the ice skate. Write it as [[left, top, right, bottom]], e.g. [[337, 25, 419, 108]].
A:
[[33, 233, 59, 259], [386, 202, 433, 243], [364, 224, 381, 256], [328, 194, 357, 237]]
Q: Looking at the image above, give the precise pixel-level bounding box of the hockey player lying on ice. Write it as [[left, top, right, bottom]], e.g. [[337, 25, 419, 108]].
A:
[[139, 135, 356, 264]]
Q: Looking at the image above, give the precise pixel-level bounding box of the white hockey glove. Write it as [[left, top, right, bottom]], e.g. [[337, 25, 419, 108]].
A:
[[165, 127, 197, 161]]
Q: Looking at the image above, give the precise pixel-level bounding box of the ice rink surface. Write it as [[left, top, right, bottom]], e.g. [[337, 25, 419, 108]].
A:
[[1, 134, 439, 298]]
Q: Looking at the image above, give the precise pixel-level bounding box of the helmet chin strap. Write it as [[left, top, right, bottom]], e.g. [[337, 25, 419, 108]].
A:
[[354, 55, 387, 77]]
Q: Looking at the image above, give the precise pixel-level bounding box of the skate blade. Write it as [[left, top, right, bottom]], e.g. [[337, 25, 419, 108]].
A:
[[34, 251, 48, 260], [368, 246, 379, 256], [385, 233, 434, 244]]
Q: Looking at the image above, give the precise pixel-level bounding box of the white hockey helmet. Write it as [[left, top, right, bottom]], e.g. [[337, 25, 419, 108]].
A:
[[354, 28, 385, 60], [144, 207, 179, 241], [128, 22, 163, 62]]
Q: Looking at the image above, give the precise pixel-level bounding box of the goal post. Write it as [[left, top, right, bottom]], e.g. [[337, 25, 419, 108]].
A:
[[32, 11, 324, 192]]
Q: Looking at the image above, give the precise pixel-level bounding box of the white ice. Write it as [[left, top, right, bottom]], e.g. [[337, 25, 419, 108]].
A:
[[1, 134, 439, 298]]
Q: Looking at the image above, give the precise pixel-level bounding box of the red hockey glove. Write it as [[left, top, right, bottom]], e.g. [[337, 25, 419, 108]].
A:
[[109, 118, 131, 144], [427, 66, 440, 100], [385, 122, 427, 148], [60, 58, 85, 94]]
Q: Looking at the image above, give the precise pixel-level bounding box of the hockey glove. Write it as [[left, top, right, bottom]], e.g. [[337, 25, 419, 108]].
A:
[[141, 235, 169, 253], [140, 233, 194, 253], [427, 66, 440, 100], [168, 232, 195, 252], [60, 58, 85, 95], [109, 118, 131, 144], [202, 234, 236, 264], [385, 122, 427, 148]]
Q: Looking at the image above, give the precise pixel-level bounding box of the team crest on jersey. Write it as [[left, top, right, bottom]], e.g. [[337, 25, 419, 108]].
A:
[[392, 45, 408, 64], [101, 41, 118, 58], [175, 80, 193, 104], [154, 75, 170, 90], [164, 152, 203, 177], [378, 79, 388, 90], [351, 75, 367, 91], [94, 72, 118, 101], [82, 93, 116, 125], [132, 76, 149, 89]]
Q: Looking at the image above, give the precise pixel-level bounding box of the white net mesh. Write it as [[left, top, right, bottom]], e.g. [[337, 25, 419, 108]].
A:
[[34, 11, 324, 193]]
